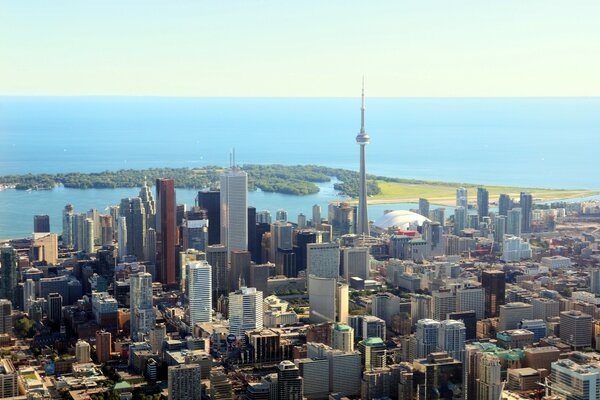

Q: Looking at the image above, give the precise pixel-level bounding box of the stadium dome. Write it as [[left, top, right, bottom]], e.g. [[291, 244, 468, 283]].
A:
[[372, 210, 430, 231]]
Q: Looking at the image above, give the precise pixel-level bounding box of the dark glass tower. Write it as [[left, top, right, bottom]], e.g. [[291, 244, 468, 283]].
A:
[[197, 190, 221, 245], [482, 270, 506, 318], [156, 178, 176, 286]]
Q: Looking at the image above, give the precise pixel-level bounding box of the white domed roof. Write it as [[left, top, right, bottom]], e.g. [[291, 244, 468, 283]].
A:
[[373, 210, 430, 230]]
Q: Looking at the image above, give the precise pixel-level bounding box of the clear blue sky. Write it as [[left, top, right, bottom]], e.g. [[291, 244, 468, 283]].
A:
[[1, 1, 599, 96]]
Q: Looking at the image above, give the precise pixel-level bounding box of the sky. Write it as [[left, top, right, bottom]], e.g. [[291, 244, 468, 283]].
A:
[[1, 1, 599, 97]]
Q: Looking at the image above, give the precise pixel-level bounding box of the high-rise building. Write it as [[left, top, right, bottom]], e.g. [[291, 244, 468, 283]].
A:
[[498, 193, 511, 216], [47, 293, 62, 325], [415, 319, 440, 358], [520, 192, 533, 233], [560, 310, 592, 349], [294, 230, 319, 273], [482, 270, 505, 318], [96, 330, 112, 364], [590, 268, 600, 295], [493, 215, 506, 243], [209, 368, 233, 400], [332, 323, 354, 352], [99, 215, 113, 246], [308, 275, 348, 324], [438, 319, 466, 363], [248, 206, 258, 261], [477, 188, 489, 220], [498, 302, 533, 331], [62, 204, 75, 247], [181, 212, 208, 252], [454, 206, 466, 234], [356, 84, 370, 237], [507, 208, 522, 237], [156, 178, 176, 286], [312, 204, 321, 228], [119, 197, 147, 261], [358, 337, 387, 371], [456, 285, 485, 320], [297, 213, 306, 229], [277, 360, 303, 400], [0, 300, 12, 334], [197, 190, 220, 245], [220, 168, 248, 260], [275, 209, 288, 222], [117, 216, 128, 261], [30, 232, 58, 265], [187, 261, 212, 325], [532, 297, 559, 321], [0, 246, 18, 305], [207, 245, 228, 299], [475, 353, 503, 400], [418, 198, 430, 218], [342, 247, 369, 281], [413, 352, 463, 400], [448, 311, 477, 341], [411, 294, 432, 325], [432, 289, 456, 321], [307, 242, 340, 280], [550, 359, 600, 400], [295, 358, 329, 399], [168, 364, 202, 400], [139, 178, 156, 230], [75, 340, 91, 363], [33, 215, 50, 233], [130, 271, 155, 340], [228, 287, 263, 338], [83, 218, 94, 254], [456, 187, 468, 209], [0, 359, 18, 399], [230, 250, 251, 292], [433, 207, 446, 226]]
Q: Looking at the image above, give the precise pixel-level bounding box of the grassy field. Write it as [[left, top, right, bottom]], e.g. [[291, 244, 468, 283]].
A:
[[368, 180, 599, 206]]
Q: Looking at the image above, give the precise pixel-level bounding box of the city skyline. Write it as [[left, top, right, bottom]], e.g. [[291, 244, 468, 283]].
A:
[[2, 1, 600, 97]]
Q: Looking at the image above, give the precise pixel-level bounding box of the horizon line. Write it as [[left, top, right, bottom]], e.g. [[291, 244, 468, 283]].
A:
[[1, 94, 599, 99]]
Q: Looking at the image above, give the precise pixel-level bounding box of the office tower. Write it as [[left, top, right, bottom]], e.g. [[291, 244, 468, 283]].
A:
[[358, 337, 387, 370], [256, 210, 272, 224], [145, 228, 156, 266], [532, 298, 559, 321], [87, 208, 101, 245], [342, 247, 369, 281], [475, 353, 502, 400], [411, 294, 432, 325], [438, 319, 466, 363], [248, 206, 258, 261], [62, 204, 75, 247], [456, 285, 485, 320], [230, 250, 251, 292], [550, 359, 600, 400], [96, 330, 112, 364], [207, 245, 228, 299], [0, 300, 12, 334], [197, 190, 220, 245], [493, 215, 506, 243], [75, 340, 91, 363], [307, 242, 340, 280], [498, 193, 511, 216], [308, 275, 348, 324], [294, 230, 318, 273], [156, 178, 176, 286], [139, 178, 156, 229], [507, 208, 522, 236], [228, 287, 263, 338], [520, 192, 533, 233], [590, 269, 600, 295], [312, 204, 321, 228], [0, 359, 17, 399], [72, 212, 85, 250], [416, 319, 440, 358], [148, 323, 166, 353], [47, 293, 62, 326], [117, 216, 128, 261], [330, 202, 357, 237], [168, 364, 202, 400], [176, 204, 187, 245], [275, 209, 288, 222], [30, 232, 58, 265], [456, 187, 468, 209], [23, 279, 35, 315], [560, 310, 592, 349], [297, 213, 306, 229], [249, 263, 272, 294], [99, 215, 113, 245], [84, 218, 94, 254], [209, 368, 233, 400], [453, 207, 466, 234], [477, 188, 489, 220], [432, 289, 456, 321], [332, 323, 354, 352], [270, 221, 293, 265], [482, 270, 505, 318], [277, 360, 303, 400], [418, 198, 430, 218], [33, 214, 50, 233], [276, 249, 296, 277], [355, 83, 371, 237], [220, 168, 248, 260], [0, 247, 17, 305], [413, 352, 463, 400], [498, 302, 533, 331], [433, 207, 446, 226], [295, 358, 329, 399], [181, 210, 208, 252], [448, 311, 476, 341], [119, 197, 147, 260], [468, 214, 480, 230], [130, 271, 155, 340], [187, 261, 212, 325], [518, 319, 546, 342]]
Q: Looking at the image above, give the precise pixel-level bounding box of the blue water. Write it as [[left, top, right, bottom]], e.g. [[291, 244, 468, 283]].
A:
[[1, 97, 599, 238]]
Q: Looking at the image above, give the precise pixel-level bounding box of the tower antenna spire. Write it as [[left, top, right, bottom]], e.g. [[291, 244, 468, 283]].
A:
[[360, 76, 366, 133]]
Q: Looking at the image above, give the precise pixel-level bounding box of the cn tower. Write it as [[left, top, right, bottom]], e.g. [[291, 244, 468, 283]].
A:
[[356, 80, 370, 236]]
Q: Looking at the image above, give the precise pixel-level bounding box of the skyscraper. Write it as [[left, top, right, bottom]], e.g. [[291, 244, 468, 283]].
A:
[[520, 192, 533, 233], [156, 178, 176, 286], [75, 340, 91, 363], [187, 261, 212, 325], [477, 187, 489, 220], [456, 187, 468, 209], [507, 208, 522, 237], [438, 319, 466, 363], [228, 287, 263, 338], [0, 246, 18, 305], [47, 293, 63, 326], [312, 204, 321, 228], [419, 198, 430, 218], [342, 247, 369, 281], [119, 197, 147, 261], [130, 271, 155, 340], [498, 193, 511, 216], [493, 215, 507, 243], [475, 353, 503, 400], [62, 204, 75, 247], [482, 270, 506, 318], [415, 319, 440, 358], [197, 190, 220, 245], [96, 330, 112, 364], [207, 245, 228, 300], [139, 178, 156, 230], [168, 364, 202, 400], [307, 242, 340, 280], [33, 215, 50, 233], [277, 360, 303, 400], [356, 82, 370, 237], [220, 168, 248, 260], [454, 206, 466, 235], [560, 310, 592, 349]]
